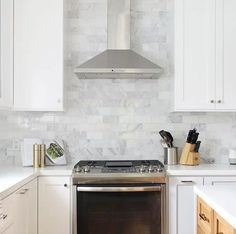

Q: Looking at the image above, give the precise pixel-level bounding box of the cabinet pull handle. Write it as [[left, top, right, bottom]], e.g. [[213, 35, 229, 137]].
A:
[[2, 214, 8, 220], [17, 189, 29, 195], [199, 213, 209, 223], [217, 100, 222, 103], [210, 100, 215, 103], [64, 184, 68, 187], [181, 180, 194, 184]]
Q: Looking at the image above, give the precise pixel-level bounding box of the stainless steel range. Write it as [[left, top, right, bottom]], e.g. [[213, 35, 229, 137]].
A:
[[72, 160, 166, 234]]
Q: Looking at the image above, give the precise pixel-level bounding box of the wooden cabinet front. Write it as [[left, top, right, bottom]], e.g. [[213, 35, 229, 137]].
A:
[[214, 212, 235, 234], [197, 196, 236, 234], [197, 197, 213, 234]]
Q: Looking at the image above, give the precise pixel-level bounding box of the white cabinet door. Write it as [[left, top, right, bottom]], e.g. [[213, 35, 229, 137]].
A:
[[14, 0, 64, 111], [0, 0, 13, 109], [204, 176, 236, 185], [215, 0, 236, 110], [14, 179, 37, 234], [175, 0, 216, 111], [0, 224, 14, 234], [0, 193, 15, 234], [169, 176, 204, 234], [38, 176, 71, 234]]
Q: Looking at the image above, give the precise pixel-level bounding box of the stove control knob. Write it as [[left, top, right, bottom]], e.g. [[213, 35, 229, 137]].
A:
[[84, 166, 90, 173], [156, 166, 163, 173], [140, 165, 146, 173], [148, 166, 154, 173], [75, 167, 82, 173]]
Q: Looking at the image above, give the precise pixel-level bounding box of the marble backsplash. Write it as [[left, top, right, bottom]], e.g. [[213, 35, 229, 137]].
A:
[[0, 0, 236, 165]]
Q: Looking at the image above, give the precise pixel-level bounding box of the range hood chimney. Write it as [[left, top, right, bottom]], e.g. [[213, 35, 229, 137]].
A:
[[74, 0, 163, 79]]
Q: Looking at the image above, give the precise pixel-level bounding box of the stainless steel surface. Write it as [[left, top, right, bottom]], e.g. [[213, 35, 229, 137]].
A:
[[74, 0, 163, 78], [164, 147, 178, 165], [73, 160, 166, 234], [108, 0, 130, 50], [73, 174, 166, 185], [72, 185, 77, 234], [74, 50, 163, 75], [161, 184, 166, 234], [77, 185, 162, 193], [72, 160, 166, 185]]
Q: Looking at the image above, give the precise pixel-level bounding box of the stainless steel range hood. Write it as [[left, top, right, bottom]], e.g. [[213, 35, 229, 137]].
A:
[[74, 0, 163, 79]]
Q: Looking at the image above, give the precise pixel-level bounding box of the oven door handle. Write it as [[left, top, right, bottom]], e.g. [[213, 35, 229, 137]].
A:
[[77, 185, 162, 192]]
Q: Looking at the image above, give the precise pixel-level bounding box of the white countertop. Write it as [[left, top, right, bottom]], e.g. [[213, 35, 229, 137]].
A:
[[1, 163, 236, 199], [0, 165, 73, 199], [166, 163, 236, 176], [194, 185, 236, 229]]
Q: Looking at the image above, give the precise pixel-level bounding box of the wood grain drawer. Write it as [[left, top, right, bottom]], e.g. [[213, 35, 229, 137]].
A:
[[214, 212, 235, 234], [197, 197, 213, 234]]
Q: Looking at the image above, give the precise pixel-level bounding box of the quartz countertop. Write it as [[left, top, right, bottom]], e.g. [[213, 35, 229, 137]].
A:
[[194, 185, 236, 229], [166, 163, 236, 176], [0, 165, 73, 199], [1, 163, 236, 199]]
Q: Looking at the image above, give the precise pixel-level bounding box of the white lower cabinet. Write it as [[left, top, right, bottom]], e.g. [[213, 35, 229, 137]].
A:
[[0, 224, 14, 234], [0, 193, 15, 234], [204, 176, 236, 185], [0, 178, 37, 234], [168, 176, 204, 234], [38, 176, 71, 234], [13, 179, 37, 234]]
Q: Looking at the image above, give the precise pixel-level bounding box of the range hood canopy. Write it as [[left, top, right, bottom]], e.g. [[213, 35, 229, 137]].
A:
[[74, 0, 163, 79]]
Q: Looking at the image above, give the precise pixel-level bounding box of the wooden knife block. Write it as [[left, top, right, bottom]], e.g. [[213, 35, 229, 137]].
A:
[[179, 143, 199, 166]]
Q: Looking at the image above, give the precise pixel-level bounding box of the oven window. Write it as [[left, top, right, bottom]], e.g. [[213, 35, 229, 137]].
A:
[[77, 188, 162, 234]]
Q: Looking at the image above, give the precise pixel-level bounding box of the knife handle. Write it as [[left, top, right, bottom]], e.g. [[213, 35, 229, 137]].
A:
[[186, 130, 193, 143], [194, 141, 201, 152], [191, 132, 199, 144]]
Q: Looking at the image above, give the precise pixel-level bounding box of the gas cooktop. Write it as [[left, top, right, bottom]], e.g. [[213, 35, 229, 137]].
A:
[[72, 160, 166, 184], [73, 160, 164, 174]]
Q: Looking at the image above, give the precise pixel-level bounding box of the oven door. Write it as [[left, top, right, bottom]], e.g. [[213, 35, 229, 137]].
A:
[[73, 184, 165, 234]]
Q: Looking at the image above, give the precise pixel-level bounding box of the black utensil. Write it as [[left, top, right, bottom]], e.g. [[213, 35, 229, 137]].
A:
[[165, 131, 174, 147], [194, 141, 201, 152], [186, 128, 197, 143], [191, 132, 199, 144], [186, 129, 194, 143], [159, 130, 173, 147]]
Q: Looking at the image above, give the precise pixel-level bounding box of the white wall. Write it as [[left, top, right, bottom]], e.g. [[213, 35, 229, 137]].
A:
[[0, 0, 235, 165]]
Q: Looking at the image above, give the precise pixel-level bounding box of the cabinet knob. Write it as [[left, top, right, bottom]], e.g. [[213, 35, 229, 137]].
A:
[[2, 214, 7, 220], [210, 100, 215, 103], [64, 184, 68, 187], [217, 100, 222, 103]]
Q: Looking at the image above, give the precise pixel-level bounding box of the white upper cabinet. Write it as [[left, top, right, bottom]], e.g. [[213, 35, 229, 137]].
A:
[[0, 0, 13, 109], [215, 0, 236, 110], [175, 0, 236, 111], [14, 0, 64, 111]]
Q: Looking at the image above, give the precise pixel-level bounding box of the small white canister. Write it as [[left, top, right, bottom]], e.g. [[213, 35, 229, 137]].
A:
[[229, 148, 236, 165]]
